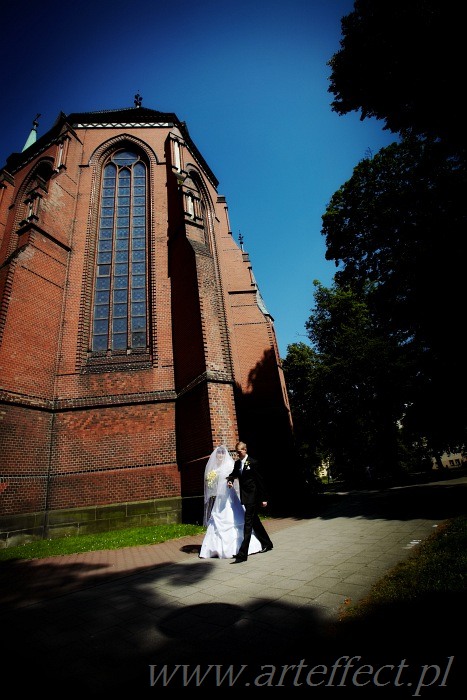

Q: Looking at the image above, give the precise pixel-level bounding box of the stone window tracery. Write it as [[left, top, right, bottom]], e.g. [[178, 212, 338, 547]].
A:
[[91, 149, 148, 353]]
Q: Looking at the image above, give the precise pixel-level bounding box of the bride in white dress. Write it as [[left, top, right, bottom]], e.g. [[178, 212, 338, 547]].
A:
[[199, 445, 262, 559]]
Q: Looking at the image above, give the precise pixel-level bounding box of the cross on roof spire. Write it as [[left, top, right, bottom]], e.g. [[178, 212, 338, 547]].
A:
[[22, 113, 41, 152]]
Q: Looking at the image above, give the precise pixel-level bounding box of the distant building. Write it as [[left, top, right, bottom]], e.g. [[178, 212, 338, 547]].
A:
[[432, 452, 466, 470], [0, 102, 293, 545]]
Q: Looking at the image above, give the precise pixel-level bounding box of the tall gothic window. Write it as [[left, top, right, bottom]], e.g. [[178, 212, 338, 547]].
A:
[[91, 150, 147, 352]]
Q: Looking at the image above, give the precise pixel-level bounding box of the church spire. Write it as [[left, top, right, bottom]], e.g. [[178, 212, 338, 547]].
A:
[[22, 113, 41, 152]]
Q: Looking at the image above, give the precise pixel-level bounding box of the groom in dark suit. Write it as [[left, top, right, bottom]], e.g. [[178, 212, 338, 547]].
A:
[[227, 440, 273, 563]]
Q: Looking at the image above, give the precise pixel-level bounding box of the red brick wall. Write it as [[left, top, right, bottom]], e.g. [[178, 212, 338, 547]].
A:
[[52, 402, 175, 472], [0, 231, 67, 399], [0, 109, 293, 529], [0, 404, 52, 513]]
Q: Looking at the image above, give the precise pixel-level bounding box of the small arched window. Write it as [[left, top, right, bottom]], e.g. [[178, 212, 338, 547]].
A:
[[91, 150, 147, 352]]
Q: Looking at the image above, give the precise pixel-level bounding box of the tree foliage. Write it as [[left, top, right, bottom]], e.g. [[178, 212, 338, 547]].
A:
[[285, 283, 410, 481], [282, 341, 323, 474], [322, 139, 466, 455], [325, 0, 466, 456], [328, 0, 465, 152], [284, 0, 466, 483]]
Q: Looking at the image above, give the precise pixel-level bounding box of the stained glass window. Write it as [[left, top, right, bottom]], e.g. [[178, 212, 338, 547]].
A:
[[91, 151, 147, 352]]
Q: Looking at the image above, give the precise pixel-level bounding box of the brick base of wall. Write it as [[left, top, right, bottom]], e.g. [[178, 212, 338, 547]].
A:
[[0, 495, 204, 548]]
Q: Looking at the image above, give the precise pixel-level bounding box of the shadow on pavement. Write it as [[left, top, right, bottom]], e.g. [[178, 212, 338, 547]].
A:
[[1, 473, 465, 695]]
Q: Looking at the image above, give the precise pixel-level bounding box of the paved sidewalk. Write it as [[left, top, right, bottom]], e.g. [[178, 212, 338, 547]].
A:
[[1, 473, 466, 695]]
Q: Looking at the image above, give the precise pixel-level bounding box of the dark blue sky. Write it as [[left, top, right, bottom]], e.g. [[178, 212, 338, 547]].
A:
[[0, 0, 396, 355]]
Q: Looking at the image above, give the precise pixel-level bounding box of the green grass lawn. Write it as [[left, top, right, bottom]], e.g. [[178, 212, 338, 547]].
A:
[[0, 522, 205, 562], [339, 513, 467, 620]]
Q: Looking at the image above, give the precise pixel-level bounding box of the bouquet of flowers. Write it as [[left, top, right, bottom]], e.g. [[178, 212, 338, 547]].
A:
[[206, 469, 218, 488]]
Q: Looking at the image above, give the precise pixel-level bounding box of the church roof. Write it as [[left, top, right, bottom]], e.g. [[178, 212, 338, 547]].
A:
[[3, 105, 218, 186], [66, 105, 179, 126]]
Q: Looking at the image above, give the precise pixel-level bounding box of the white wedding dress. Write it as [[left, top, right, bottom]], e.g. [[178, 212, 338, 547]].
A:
[[199, 487, 262, 559], [199, 445, 262, 559]]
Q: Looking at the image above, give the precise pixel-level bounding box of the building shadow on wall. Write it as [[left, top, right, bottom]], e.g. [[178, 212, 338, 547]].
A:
[[233, 347, 300, 516]]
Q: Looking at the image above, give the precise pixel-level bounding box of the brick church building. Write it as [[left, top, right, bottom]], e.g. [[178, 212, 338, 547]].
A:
[[0, 100, 293, 545]]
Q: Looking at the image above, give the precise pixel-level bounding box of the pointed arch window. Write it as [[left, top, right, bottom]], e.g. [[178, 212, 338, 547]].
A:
[[91, 150, 148, 352]]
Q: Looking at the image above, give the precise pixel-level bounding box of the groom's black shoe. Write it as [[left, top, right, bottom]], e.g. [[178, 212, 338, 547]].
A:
[[232, 555, 247, 563], [260, 545, 273, 553]]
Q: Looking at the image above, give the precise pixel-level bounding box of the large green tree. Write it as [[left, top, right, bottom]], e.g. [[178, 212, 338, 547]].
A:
[[323, 0, 466, 457], [321, 138, 466, 458], [281, 341, 324, 482], [328, 0, 465, 153], [284, 0, 465, 483], [284, 283, 411, 482]]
